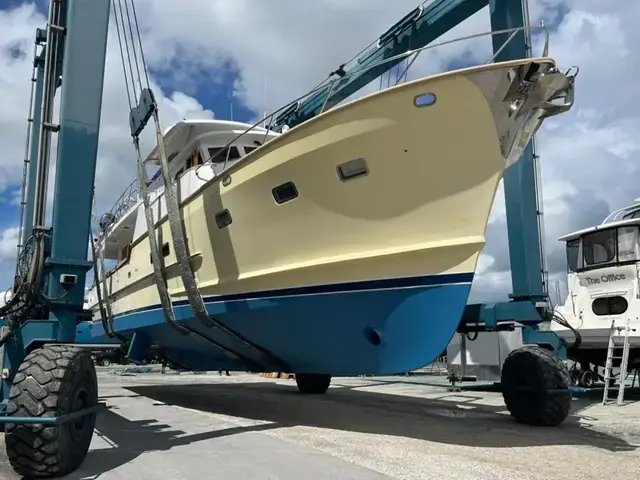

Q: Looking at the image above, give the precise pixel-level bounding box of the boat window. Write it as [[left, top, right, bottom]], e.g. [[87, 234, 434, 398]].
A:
[[592, 296, 628, 316], [208, 146, 241, 163], [578, 225, 640, 271], [272, 181, 298, 204], [617, 226, 640, 262], [583, 229, 616, 267], [186, 149, 204, 169], [119, 243, 131, 264], [566, 239, 580, 272], [622, 208, 640, 220], [243, 146, 257, 155]]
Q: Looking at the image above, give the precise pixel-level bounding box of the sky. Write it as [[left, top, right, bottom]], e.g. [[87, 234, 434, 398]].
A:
[[0, 0, 638, 306]]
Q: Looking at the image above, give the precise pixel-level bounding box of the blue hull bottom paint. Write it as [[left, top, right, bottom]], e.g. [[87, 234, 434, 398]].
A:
[[91, 272, 473, 374]]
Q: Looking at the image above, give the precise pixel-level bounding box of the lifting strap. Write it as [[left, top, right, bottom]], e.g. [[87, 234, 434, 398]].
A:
[[89, 188, 116, 339], [148, 109, 216, 330], [133, 133, 261, 366], [112, 0, 288, 371], [143, 109, 289, 370]]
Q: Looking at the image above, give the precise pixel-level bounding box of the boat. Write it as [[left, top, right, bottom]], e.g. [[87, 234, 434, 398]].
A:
[[85, 45, 576, 377], [551, 199, 640, 385]]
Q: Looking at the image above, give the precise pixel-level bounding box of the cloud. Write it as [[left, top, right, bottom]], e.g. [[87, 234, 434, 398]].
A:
[[0, 2, 215, 288], [468, 0, 640, 303], [0, 0, 638, 311], [0, 226, 20, 262]]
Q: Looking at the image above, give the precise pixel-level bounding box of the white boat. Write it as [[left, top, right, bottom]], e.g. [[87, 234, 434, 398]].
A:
[[551, 199, 640, 383], [85, 32, 576, 376]]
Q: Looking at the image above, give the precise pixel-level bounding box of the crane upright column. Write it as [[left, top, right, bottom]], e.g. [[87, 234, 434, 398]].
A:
[[489, 0, 547, 303], [46, 0, 112, 342], [0, 1, 113, 478]]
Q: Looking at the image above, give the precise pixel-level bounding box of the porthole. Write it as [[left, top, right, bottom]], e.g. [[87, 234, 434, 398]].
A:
[[413, 92, 436, 108], [592, 296, 628, 316], [215, 209, 233, 229], [272, 182, 298, 204], [337, 158, 368, 182]]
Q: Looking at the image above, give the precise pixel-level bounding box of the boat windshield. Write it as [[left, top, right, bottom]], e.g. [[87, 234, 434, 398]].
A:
[[567, 225, 640, 272]]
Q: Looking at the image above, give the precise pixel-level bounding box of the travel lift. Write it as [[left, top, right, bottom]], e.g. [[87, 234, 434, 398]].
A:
[[0, 0, 576, 477]]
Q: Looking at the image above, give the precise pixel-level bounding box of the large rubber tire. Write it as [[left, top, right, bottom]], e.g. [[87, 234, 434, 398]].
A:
[[295, 373, 331, 394], [579, 370, 596, 389], [5, 345, 98, 478], [501, 345, 571, 427], [569, 368, 581, 386]]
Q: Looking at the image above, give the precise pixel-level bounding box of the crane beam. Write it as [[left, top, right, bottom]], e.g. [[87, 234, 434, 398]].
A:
[[272, 0, 489, 132]]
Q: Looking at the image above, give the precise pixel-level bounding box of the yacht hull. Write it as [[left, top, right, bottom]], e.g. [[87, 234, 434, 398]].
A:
[[87, 58, 570, 373], [92, 273, 472, 373]]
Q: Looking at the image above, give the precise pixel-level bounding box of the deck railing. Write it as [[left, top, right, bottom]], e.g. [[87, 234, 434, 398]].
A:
[[98, 177, 140, 238], [193, 24, 551, 177]]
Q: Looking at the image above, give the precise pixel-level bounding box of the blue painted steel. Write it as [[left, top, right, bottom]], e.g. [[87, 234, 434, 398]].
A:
[[46, 0, 112, 342], [20, 52, 45, 243], [488, 0, 546, 302], [522, 328, 567, 359], [74, 321, 120, 345], [459, 300, 566, 357], [272, 0, 489, 132], [459, 1, 554, 346], [0, 403, 104, 425], [461, 300, 542, 330], [1, 321, 58, 402], [90, 273, 473, 374]]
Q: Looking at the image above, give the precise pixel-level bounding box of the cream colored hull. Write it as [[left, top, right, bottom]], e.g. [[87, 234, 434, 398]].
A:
[[89, 59, 555, 320]]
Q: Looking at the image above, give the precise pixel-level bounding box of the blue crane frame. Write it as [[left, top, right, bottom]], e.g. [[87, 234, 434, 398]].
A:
[[2, 0, 564, 415], [1, 0, 112, 411]]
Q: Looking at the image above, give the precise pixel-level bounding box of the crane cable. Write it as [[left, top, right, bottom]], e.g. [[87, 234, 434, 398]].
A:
[[111, 0, 218, 337], [110, 0, 191, 343], [111, 0, 288, 370]]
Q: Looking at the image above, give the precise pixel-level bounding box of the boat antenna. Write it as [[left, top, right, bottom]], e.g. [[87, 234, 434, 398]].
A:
[[263, 68, 267, 127]]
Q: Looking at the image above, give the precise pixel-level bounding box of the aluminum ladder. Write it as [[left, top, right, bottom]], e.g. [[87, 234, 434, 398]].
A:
[[602, 317, 631, 406]]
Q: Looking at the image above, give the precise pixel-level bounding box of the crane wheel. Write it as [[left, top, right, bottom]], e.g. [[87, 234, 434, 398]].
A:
[[501, 345, 571, 427], [5, 345, 98, 478], [295, 373, 331, 394], [569, 368, 581, 386], [579, 370, 596, 389]]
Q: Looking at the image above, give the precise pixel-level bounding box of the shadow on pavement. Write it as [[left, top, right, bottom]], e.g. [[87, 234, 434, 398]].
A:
[[48, 378, 636, 479], [66, 406, 281, 480]]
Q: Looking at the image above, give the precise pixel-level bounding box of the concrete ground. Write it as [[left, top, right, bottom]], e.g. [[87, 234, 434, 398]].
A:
[[0, 369, 639, 480]]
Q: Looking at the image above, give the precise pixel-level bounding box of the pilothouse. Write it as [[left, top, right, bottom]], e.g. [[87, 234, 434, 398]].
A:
[[91, 119, 279, 272]]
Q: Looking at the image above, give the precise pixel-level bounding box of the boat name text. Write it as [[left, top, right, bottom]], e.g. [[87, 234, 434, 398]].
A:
[[584, 273, 626, 285]]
